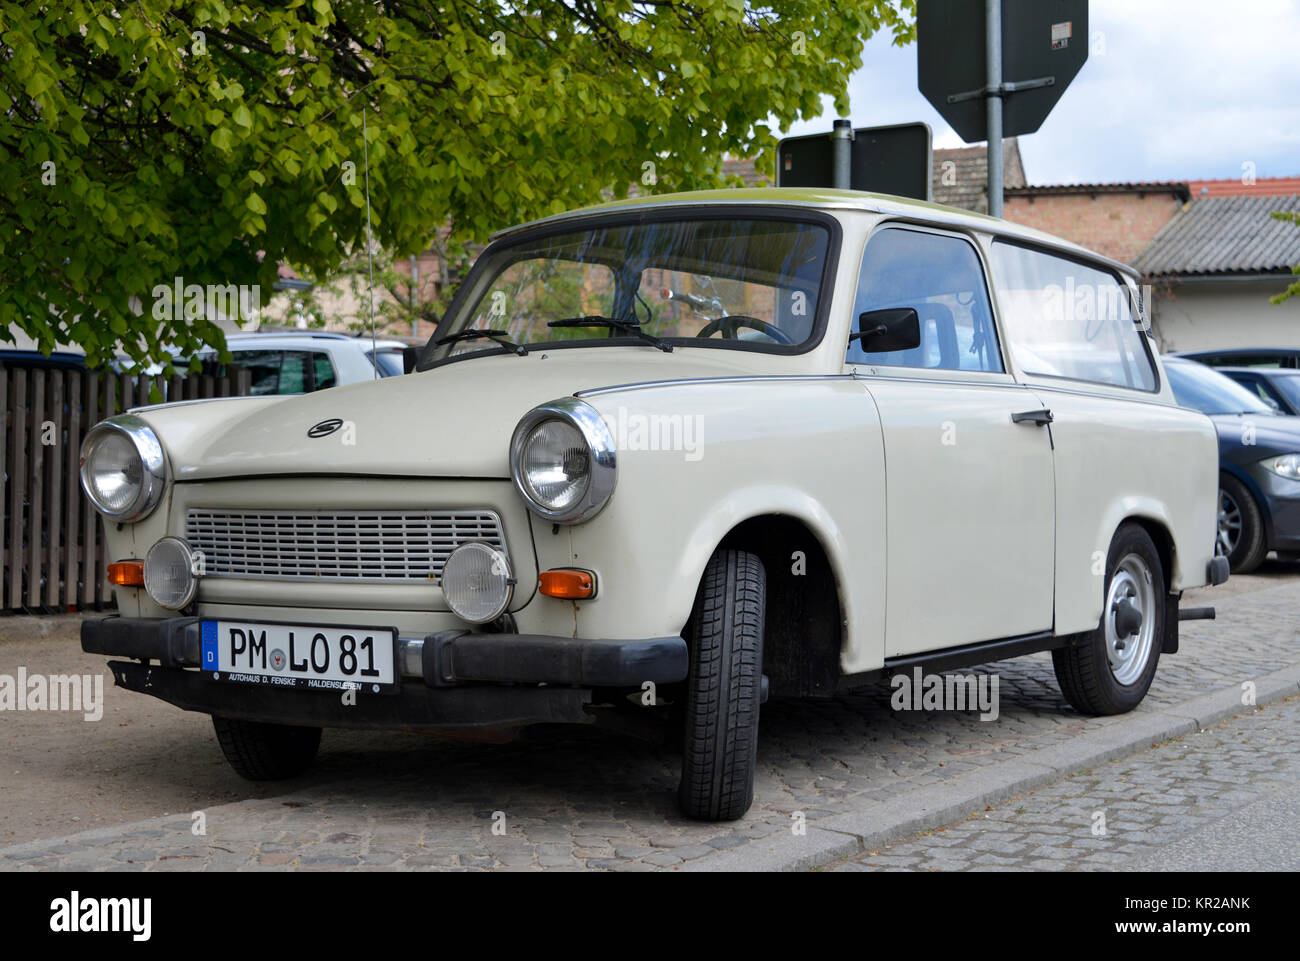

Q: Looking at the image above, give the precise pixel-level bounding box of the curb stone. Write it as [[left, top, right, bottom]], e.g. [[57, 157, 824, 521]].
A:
[[683, 663, 1300, 872]]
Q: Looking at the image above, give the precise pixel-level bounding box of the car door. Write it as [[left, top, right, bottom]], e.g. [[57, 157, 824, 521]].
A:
[[986, 240, 1188, 637], [847, 225, 1056, 657]]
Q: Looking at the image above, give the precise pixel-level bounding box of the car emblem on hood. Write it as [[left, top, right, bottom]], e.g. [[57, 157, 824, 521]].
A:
[[308, 418, 344, 438]]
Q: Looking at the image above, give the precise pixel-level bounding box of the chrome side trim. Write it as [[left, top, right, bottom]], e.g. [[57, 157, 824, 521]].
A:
[[576, 374, 855, 398]]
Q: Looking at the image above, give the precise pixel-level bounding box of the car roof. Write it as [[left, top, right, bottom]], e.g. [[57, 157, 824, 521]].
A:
[[489, 186, 1140, 280], [224, 333, 407, 349], [1176, 348, 1300, 357], [1217, 366, 1299, 376]]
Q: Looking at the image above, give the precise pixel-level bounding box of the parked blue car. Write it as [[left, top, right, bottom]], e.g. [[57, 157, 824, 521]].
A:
[[1165, 357, 1300, 572], [1212, 366, 1300, 416]]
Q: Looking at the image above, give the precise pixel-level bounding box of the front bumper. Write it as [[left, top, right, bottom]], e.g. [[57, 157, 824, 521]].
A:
[[82, 617, 688, 732]]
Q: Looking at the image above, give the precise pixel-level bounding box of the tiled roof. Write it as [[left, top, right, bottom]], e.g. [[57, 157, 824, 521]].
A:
[[931, 138, 1026, 213], [1006, 182, 1190, 201], [1188, 177, 1300, 198], [1133, 193, 1300, 278]]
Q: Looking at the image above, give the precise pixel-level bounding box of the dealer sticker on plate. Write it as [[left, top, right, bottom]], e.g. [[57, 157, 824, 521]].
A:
[[201, 620, 398, 694]]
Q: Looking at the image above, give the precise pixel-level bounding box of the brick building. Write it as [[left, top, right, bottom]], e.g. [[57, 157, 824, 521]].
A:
[[1002, 182, 1191, 266]]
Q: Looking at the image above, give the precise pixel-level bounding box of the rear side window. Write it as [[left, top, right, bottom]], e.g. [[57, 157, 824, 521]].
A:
[[235, 350, 283, 395], [848, 227, 1003, 373], [279, 352, 309, 393], [312, 352, 338, 389], [990, 242, 1156, 391]]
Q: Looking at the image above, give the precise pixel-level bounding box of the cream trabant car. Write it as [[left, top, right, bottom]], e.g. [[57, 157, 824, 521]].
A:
[[80, 188, 1226, 822]]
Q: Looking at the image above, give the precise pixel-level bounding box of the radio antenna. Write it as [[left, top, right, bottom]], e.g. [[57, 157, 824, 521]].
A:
[[362, 104, 378, 379]]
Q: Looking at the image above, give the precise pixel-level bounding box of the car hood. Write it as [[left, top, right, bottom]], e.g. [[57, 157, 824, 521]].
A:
[[1208, 413, 1300, 463], [135, 347, 773, 481]]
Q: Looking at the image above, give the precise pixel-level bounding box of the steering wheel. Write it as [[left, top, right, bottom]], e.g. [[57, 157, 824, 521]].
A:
[[695, 315, 795, 345]]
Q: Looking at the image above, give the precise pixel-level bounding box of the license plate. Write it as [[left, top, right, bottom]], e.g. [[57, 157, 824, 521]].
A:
[[200, 620, 398, 694]]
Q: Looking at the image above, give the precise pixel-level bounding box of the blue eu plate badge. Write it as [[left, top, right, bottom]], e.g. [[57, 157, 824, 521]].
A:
[[201, 620, 219, 672]]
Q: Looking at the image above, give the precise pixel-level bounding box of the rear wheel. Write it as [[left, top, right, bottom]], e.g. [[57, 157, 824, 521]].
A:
[[1053, 523, 1166, 716], [1218, 474, 1267, 574], [212, 716, 322, 780], [678, 549, 765, 821]]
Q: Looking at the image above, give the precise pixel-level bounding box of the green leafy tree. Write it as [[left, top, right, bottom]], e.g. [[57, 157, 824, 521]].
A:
[[1272, 211, 1300, 304], [1, 0, 915, 369]]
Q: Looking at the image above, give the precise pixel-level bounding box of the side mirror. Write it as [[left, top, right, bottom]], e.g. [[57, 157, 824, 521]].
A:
[[851, 307, 921, 353], [402, 346, 421, 374]]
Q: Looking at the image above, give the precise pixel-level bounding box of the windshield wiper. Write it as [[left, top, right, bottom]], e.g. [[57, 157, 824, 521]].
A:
[[433, 328, 528, 356], [548, 316, 673, 353]]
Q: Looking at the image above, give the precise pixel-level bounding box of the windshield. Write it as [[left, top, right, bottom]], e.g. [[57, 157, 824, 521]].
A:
[[1265, 373, 1300, 411], [425, 215, 833, 362], [369, 349, 406, 377], [1165, 360, 1275, 415]]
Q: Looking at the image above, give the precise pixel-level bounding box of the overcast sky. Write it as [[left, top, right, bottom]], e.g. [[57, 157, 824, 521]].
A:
[[779, 0, 1300, 186]]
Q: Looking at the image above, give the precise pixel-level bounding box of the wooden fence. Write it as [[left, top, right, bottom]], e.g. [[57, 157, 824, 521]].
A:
[[1, 363, 250, 615]]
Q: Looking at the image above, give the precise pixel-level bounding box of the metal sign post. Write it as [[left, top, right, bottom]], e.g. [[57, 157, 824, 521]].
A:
[[985, 0, 1004, 218], [832, 119, 854, 191], [919, 0, 1090, 217], [777, 122, 932, 200]]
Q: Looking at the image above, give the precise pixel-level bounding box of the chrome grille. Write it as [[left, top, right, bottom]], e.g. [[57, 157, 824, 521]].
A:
[[184, 509, 506, 582]]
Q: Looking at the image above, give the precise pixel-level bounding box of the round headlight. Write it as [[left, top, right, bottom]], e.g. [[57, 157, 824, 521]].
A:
[[80, 415, 167, 522], [510, 399, 616, 523], [520, 419, 590, 511], [144, 536, 198, 610], [441, 542, 514, 624]]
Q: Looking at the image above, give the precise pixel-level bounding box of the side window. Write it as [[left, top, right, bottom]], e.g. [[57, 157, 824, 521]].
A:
[[848, 227, 1003, 373], [278, 351, 309, 394], [990, 241, 1157, 391], [311, 353, 337, 390], [234, 350, 283, 395]]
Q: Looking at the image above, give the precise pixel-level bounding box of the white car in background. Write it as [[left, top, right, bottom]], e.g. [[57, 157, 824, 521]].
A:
[[199, 332, 411, 394], [115, 332, 411, 394]]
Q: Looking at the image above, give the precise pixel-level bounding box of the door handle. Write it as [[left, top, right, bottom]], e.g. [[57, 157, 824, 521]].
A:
[[1011, 408, 1054, 426]]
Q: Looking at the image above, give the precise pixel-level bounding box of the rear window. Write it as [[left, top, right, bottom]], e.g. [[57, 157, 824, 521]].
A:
[[990, 241, 1157, 391]]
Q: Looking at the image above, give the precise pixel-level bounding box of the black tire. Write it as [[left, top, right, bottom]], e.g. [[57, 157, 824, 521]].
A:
[[1052, 523, 1166, 716], [212, 716, 322, 780], [678, 549, 765, 821], [1218, 473, 1268, 574]]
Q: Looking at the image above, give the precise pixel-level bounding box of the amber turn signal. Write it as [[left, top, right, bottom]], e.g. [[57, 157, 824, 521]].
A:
[[539, 568, 596, 600], [107, 560, 145, 587]]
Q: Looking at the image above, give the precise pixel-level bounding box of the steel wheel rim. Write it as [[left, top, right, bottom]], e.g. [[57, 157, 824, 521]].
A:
[[1218, 488, 1242, 557], [1105, 553, 1157, 686]]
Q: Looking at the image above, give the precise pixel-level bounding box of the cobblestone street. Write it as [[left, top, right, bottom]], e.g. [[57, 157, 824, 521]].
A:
[[829, 694, 1300, 872], [2, 572, 1299, 871]]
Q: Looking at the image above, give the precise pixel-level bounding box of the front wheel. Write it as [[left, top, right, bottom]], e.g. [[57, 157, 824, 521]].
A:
[[1052, 523, 1166, 716], [678, 549, 765, 821], [212, 716, 322, 780]]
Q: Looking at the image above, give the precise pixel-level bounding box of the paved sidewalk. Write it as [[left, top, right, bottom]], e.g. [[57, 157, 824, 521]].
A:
[[3, 578, 1300, 871], [827, 694, 1300, 872]]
